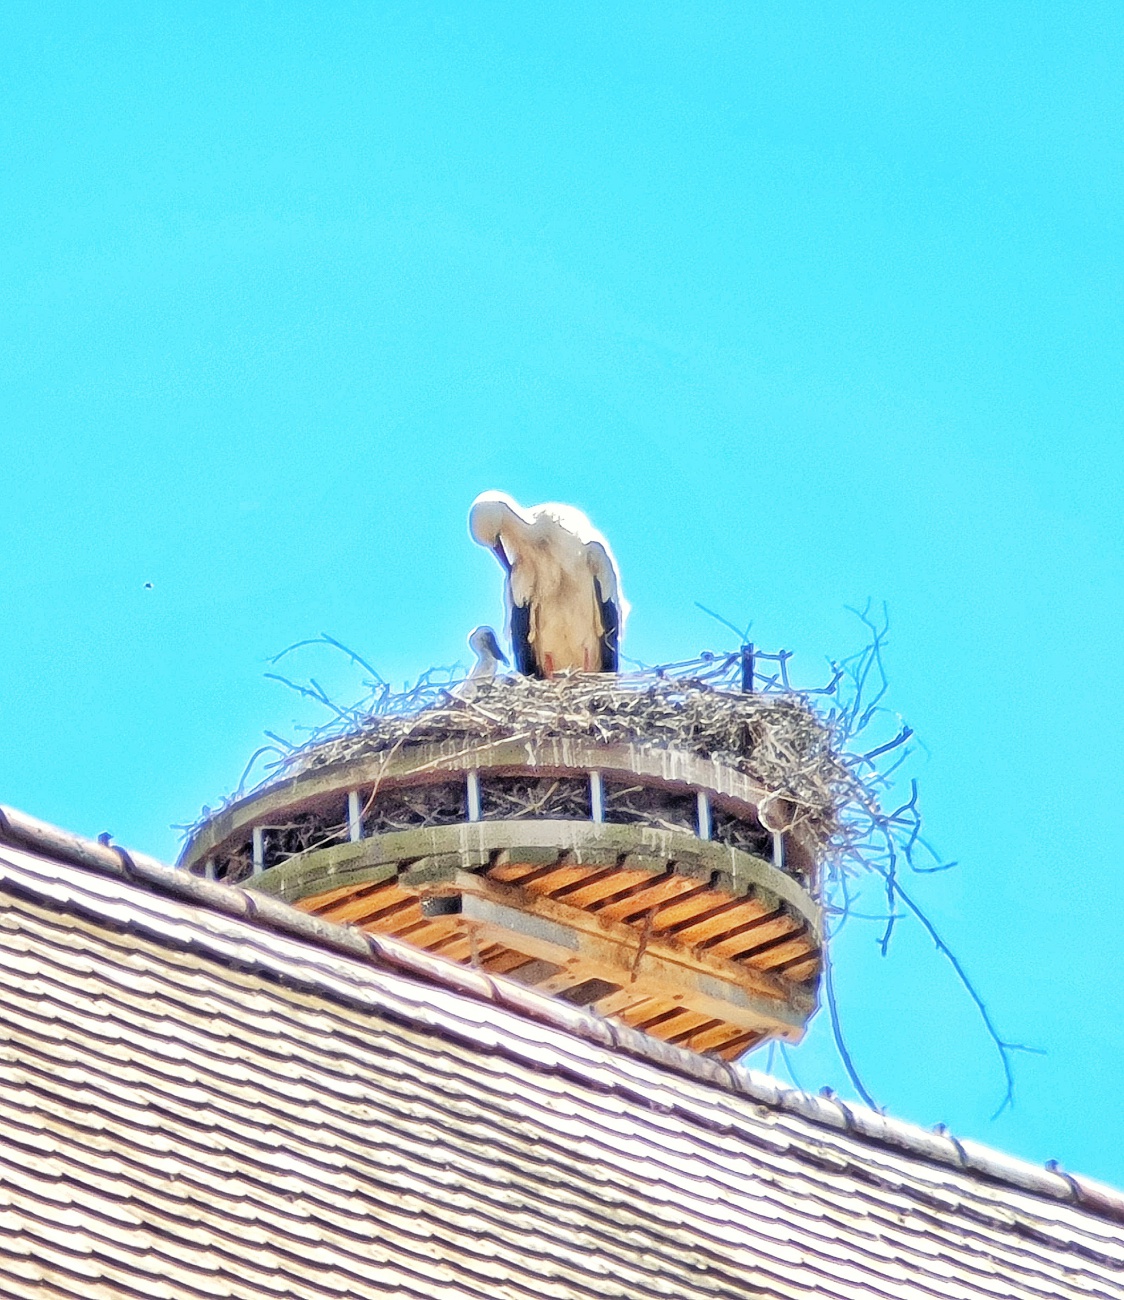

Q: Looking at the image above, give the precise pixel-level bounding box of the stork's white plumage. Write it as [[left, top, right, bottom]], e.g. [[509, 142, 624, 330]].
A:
[[453, 624, 509, 699], [469, 491, 627, 677], [467, 625, 508, 679]]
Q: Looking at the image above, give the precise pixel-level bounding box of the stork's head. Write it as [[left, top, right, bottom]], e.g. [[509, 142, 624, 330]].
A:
[[469, 490, 533, 572], [468, 625, 508, 666], [468, 491, 526, 547]]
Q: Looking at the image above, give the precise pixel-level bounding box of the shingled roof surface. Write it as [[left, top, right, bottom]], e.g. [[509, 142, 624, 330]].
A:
[[0, 822, 1120, 1300]]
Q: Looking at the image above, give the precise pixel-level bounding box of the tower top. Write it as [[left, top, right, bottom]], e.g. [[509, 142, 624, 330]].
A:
[[180, 668, 842, 1059]]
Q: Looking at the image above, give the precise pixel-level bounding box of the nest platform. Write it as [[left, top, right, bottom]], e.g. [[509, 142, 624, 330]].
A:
[[179, 677, 832, 1058]]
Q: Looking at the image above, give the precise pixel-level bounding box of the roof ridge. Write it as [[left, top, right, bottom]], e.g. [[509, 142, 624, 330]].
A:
[[2, 801, 1120, 1226]]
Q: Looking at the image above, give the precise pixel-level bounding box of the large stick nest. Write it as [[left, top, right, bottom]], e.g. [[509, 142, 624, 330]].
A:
[[190, 622, 1013, 1116], [280, 672, 849, 857]]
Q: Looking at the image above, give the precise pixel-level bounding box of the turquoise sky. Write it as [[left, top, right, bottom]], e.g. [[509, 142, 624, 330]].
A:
[[2, 4, 1122, 1186]]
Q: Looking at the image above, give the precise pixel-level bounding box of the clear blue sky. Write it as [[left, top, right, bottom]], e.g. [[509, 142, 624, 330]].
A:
[[2, 3, 1122, 1186]]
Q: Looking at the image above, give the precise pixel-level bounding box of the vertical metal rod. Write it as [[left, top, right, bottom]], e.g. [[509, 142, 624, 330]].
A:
[[204, 857, 216, 881], [590, 770, 604, 824], [252, 827, 265, 875], [466, 770, 482, 822], [740, 642, 755, 693], [773, 832, 785, 870], [347, 791, 362, 842], [696, 791, 711, 840]]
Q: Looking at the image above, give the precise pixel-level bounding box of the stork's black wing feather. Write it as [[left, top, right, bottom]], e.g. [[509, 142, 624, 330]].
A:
[[509, 601, 539, 677], [595, 581, 620, 672]]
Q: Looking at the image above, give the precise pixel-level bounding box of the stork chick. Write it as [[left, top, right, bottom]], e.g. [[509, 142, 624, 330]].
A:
[[467, 625, 508, 679], [454, 625, 509, 700], [468, 491, 627, 677]]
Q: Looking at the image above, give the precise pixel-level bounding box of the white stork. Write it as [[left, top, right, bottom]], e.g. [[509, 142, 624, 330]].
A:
[[467, 625, 508, 679], [468, 491, 627, 677], [453, 625, 509, 700]]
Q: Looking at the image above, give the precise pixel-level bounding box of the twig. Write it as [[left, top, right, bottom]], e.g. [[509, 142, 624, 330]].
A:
[[868, 867, 1040, 1117], [317, 633, 385, 683], [695, 602, 751, 644], [823, 947, 880, 1109], [234, 746, 284, 798]]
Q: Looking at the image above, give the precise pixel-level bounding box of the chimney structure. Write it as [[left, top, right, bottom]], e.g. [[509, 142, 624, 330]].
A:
[[179, 673, 828, 1059]]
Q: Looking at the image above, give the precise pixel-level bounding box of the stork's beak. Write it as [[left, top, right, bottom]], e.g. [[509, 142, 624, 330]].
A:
[[483, 629, 508, 666]]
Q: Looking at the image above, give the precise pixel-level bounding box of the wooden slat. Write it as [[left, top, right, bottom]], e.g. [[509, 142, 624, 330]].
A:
[[550, 865, 625, 902], [351, 898, 423, 931], [424, 933, 476, 964], [648, 885, 730, 933], [586, 868, 674, 915], [702, 910, 797, 960], [637, 1008, 721, 1041], [684, 1020, 755, 1054], [486, 856, 565, 891], [715, 1029, 763, 1060], [367, 901, 425, 934], [596, 874, 700, 923], [661, 1012, 724, 1045], [616, 998, 682, 1030], [552, 868, 659, 909], [309, 878, 402, 917], [518, 863, 613, 899], [592, 989, 662, 1019], [774, 953, 821, 984], [489, 859, 554, 885], [741, 929, 815, 971], [317, 883, 415, 926], [477, 946, 537, 976], [387, 914, 465, 950], [669, 894, 776, 945], [294, 880, 368, 910]]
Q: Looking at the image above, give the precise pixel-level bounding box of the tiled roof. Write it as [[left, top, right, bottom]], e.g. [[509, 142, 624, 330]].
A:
[[0, 807, 1120, 1299]]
